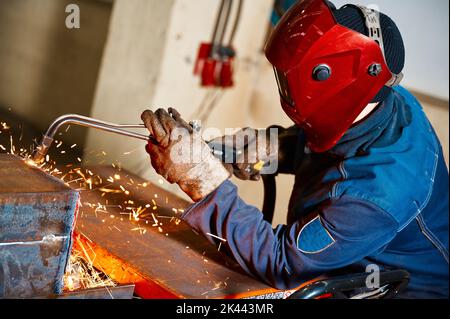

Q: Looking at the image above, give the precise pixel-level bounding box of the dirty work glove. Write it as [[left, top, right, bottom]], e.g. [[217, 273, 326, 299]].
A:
[[141, 108, 231, 202], [209, 127, 280, 181], [209, 126, 299, 181]]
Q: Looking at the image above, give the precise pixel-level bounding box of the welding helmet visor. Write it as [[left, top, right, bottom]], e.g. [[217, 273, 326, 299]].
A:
[[265, 0, 400, 152]]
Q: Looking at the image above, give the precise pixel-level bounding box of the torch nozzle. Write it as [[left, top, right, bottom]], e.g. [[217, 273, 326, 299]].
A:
[[31, 135, 54, 164]]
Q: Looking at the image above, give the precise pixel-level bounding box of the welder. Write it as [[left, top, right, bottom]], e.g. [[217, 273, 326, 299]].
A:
[[141, 0, 449, 298]]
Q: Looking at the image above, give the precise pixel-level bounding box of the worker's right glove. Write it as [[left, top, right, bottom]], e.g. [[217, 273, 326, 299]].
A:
[[142, 108, 231, 202]]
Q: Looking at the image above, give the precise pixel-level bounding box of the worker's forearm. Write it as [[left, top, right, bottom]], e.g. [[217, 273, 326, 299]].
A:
[[181, 180, 304, 289]]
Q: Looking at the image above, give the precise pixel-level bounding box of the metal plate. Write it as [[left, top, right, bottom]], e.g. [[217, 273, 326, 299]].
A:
[[0, 154, 79, 298]]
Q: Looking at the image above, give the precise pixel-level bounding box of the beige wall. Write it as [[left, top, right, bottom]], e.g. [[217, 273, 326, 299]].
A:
[[84, 0, 175, 169], [0, 0, 111, 146]]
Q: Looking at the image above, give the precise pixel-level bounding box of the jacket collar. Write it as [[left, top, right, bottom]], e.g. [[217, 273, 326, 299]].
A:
[[328, 91, 409, 158]]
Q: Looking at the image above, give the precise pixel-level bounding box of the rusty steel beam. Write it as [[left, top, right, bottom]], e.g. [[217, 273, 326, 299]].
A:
[[75, 166, 300, 299], [0, 154, 79, 298]]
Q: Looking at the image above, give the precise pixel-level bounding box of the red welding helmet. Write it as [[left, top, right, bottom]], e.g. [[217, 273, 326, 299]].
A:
[[265, 0, 403, 152]]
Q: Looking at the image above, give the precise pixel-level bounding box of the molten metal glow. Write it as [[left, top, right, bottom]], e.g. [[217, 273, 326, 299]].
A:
[[64, 249, 116, 292]]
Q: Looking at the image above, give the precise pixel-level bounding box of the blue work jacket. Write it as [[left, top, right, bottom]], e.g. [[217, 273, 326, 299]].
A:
[[181, 86, 449, 298]]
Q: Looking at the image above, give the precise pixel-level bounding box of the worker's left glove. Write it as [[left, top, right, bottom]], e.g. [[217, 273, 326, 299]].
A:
[[141, 108, 231, 202], [209, 128, 279, 181]]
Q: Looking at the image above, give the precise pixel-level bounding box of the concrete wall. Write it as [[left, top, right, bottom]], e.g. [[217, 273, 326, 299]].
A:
[[0, 0, 112, 146], [84, 0, 175, 169]]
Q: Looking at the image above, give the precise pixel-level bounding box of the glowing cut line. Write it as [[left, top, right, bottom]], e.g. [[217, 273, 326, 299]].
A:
[[0, 235, 68, 247]]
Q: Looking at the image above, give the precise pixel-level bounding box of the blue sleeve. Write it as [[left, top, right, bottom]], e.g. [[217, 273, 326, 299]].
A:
[[181, 180, 399, 290]]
